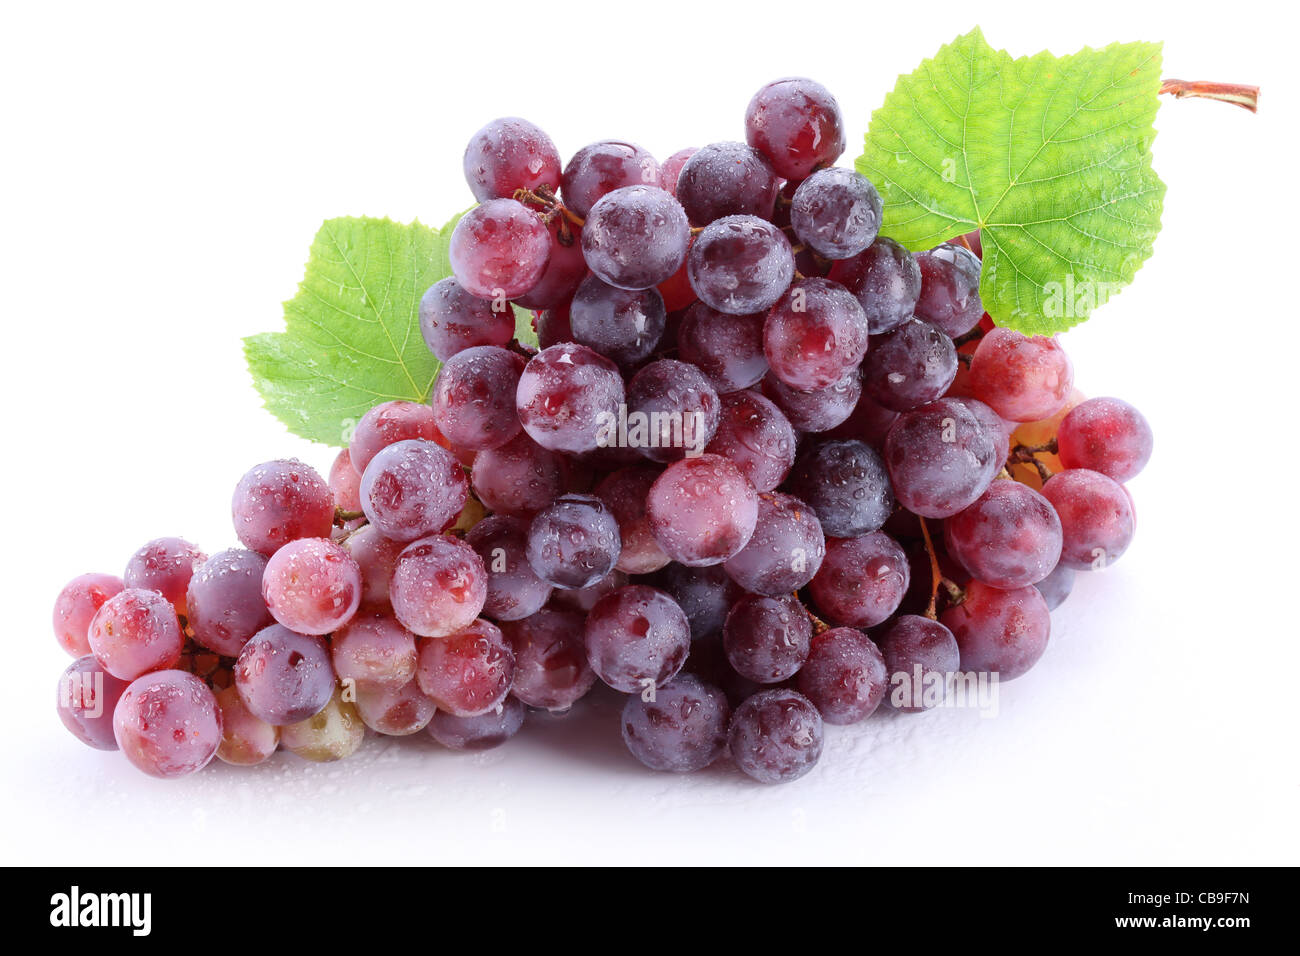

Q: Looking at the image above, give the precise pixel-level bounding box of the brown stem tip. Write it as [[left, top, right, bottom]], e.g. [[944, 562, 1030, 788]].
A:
[[1160, 79, 1259, 113]]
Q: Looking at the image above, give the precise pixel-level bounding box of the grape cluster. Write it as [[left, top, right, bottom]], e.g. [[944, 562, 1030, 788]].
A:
[[52, 77, 1154, 786]]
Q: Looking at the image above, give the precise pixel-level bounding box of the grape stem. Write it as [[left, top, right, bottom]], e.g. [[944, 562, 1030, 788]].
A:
[[918, 516, 942, 621], [1006, 441, 1057, 485], [939, 577, 966, 607], [1159, 78, 1259, 112], [513, 185, 585, 229], [334, 508, 366, 526], [800, 598, 831, 635]]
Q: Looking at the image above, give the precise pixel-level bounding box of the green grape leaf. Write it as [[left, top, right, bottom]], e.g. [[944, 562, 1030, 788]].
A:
[[857, 28, 1166, 335], [244, 216, 456, 446]]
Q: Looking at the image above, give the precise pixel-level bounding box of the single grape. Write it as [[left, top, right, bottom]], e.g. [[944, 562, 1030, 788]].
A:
[[622, 673, 730, 772], [786, 439, 894, 537], [659, 147, 697, 197], [186, 548, 272, 657], [341, 524, 403, 609], [594, 467, 671, 574], [389, 535, 487, 638], [647, 454, 759, 566], [514, 220, 588, 311], [790, 167, 881, 259], [1034, 562, 1075, 611], [214, 683, 279, 766], [676, 301, 767, 393], [625, 359, 721, 462], [349, 400, 439, 474], [862, 318, 958, 412], [582, 184, 690, 290], [650, 563, 743, 640], [826, 390, 899, 448], [500, 608, 596, 711], [827, 236, 921, 334], [360, 439, 469, 542], [941, 580, 1051, 681], [1040, 469, 1136, 570], [56, 656, 129, 750], [232, 459, 335, 556], [763, 277, 870, 391], [53, 573, 123, 657], [280, 687, 364, 762], [234, 624, 335, 725], [463, 116, 562, 202], [415, 619, 514, 717], [465, 514, 554, 620], [113, 670, 222, 778], [914, 243, 983, 337], [944, 480, 1063, 589], [430, 345, 525, 451], [796, 627, 887, 725], [261, 537, 361, 636], [123, 537, 206, 616], [470, 433, 565, 517], [516, 343, 626, 455], [704, 390, 796, 491], [525, 493, 621, 589], [675, 141, 779, 225], [585, 584, 691, 693], [561, 140, 660, 218], [449, 198, 551, 299], [418, 277, 515, 361], [88, 587, 183, 681], [1057, 397, 1153, 482], [331, 610, 418, 689], [688, 215, 794, 315], [744, 78, 845, 181], [723, 493, 825, 595], [808, 532, 909, 627], [969, 328, 1075, 422], [761, 368, 862, 433], [883, 398, 1001, 518], [723, 594, 813, 683], [354, 679, 436, 736], [427, 696, 525, 751], [877, 615, 960, 713], [729, 688, 824, 784], [328, 448, 363, 515], [568, 273, 667, 365]]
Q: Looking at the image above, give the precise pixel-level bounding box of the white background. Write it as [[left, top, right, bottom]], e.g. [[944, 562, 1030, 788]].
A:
[[2, 0, 1295, 865]]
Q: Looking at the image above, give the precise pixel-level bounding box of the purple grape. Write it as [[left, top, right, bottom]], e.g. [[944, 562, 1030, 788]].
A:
[[704, 390, 796, 492], [513, 220, 589, 311], [390, 535, 487, 638], [342, 524, 404, 609], [650, 563, 743, 640], [761, 367, 862, 433], [827, 237, 921, 334], [415, 618, 514, 717], [688, 215, 794, 315], [466, 514, 554, 620], [500, 608, 597, 711], [471, 432, 565, 517], [232, 459, 335, 556], [796, 627, 887, 725], [862, 318, 958, 412], [877, 615, 960, 713], [1034, 562, 1075, 611], [186, 548, 272, 657], [585, 584, 691, 693], [123, 537, 206, 616], [790, 167, 881, 259], [1057, 397, 1154, 482], [330, 610, 418, 689], [516, 343, 625, 455], [56, 656, 129, 750], [88, 588, 183, 681], [660, 147, 697, 197], [785, 439, 894, 537], [113, 670, 222, 778], [723, 594, 812, 683], [53, 573, 123, 658], [1040, 469, 1136, 570], [261, 537, 361, 635], [581, 185, 690, 290], [676, 302, 768, 393], [354, 679, 436, 736], [524, 493, 621, 589], [463, 116, 561, 202], [427, 696, 525, 751], [360, 439, 469, 542], [647, 454, 759, 566], [944, 480, 1063, 589], [744, 78, 845, 181], [621, 673, 730, 772], [234, 624, 335, 725], [448, 198, 551, 299], [561, 140, 659, 218], [349, 400, 439, 474], [625, 359, 721, 463], [723, 492, 825, 595], [941, 580, 1051, 681], [568, 273, 667, 366], [418, 277, 515, 361], [728, 688, 824, 784], [914, 242, 983, 337], [675, 141, 780, 225], [883, 398, 1001, 518], [763, 277, 870, 391], [969, 328, 1075, 423], [594, 467, 671, 574], [808, 532, 909, 627], [430, 345, 526, 451]]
